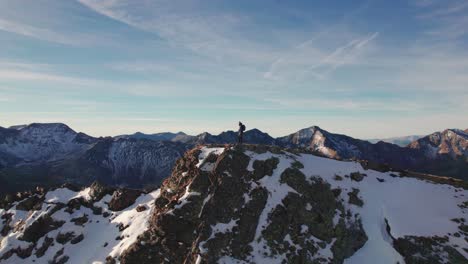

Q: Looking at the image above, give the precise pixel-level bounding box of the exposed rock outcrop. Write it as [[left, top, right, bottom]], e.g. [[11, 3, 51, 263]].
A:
[[119, 145, 368, 263]]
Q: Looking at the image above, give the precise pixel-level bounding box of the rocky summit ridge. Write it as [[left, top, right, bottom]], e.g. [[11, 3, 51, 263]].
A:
[[1, 145, 467, 264]]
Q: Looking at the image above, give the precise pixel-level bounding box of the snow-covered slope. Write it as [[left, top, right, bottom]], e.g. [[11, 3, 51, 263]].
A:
[[0, 183, 159, 264], [1, 145, 467, 263]]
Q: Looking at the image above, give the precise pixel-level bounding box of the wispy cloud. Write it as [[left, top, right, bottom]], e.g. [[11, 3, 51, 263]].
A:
[[0, 18, 98, 45], [0, 69, 91, 84], [0, 60, 106, 88], [78, 0, 381, 85], [263, 95, 437, 113], [1, 0, 466, 137], [415, 0, 468, 39], [264, 32, 378, 81], [0, 95, 13, 102], [77, 0, 275, 63]]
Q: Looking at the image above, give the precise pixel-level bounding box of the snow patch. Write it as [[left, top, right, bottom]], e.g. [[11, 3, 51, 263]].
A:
[[197, 146, 225, 169]]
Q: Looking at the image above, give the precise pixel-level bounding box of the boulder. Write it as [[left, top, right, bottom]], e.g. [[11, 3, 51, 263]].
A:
[[108, 189, 142, 211], [89, 181, 115, 201], [20, 215, 65, 242], [16, 195, 44, 211]]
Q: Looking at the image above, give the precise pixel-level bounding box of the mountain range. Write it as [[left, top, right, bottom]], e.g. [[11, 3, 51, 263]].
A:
[[367, 135, 424, 146], [0, 123, 466, 194], [0, 145, 466, 263]]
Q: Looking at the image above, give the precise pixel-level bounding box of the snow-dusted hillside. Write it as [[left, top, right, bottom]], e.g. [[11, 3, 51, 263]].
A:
[[101, 139, 187, 184], [0, 123, 96, 163], [0, 183, 159, 264], [1, 145, 466, 263]]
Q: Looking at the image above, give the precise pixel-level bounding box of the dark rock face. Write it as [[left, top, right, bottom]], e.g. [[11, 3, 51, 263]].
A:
[[36, 236, 54, 257], [347, 189, 364, 207], [108, 189, 143, 211], [394, 236, 467, 264], [136, 205, 147, 212], [20, 215, 65, 242], [56, 232, 76, 244], [89, 181, 115, 201], [70, 233, 84, 244], [119, 145, 367, 264], [71, 214, 89, 226], [350, 172, 366, 182], [252, 157, 279, 180], [0, 243, 34, 260], [15, 194, 44, 211]]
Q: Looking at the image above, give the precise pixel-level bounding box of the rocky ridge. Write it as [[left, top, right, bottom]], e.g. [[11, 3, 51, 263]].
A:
[[0, 145, 467, 263]]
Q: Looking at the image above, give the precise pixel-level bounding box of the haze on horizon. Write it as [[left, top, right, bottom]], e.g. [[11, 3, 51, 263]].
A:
[[0, 0, 467, 139]]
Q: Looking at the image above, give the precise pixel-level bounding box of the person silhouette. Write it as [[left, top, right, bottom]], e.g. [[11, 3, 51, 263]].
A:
[[238, 122, 246, 144]]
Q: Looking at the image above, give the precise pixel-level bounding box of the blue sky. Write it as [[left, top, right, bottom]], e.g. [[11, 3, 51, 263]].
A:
[[0, 0, 467, 138]]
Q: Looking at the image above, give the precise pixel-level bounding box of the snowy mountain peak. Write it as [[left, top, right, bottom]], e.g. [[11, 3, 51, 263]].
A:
[[408, 128, 468, 158], [446, 128, 468, 138], [0, 123, 94, 163], [277, 125, 325, 147]]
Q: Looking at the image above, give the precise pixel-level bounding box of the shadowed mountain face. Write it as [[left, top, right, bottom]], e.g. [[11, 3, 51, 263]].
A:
[[0, 123, 466, 194], [0, 124, 187, 194]]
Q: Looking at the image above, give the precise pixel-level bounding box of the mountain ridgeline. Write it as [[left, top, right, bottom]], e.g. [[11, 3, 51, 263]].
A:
[[0, 123, 187, 194], [0, 123, 466, 194]]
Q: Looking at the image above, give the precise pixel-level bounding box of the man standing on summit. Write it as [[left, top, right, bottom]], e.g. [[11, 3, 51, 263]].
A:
[[238, 121, 246, 144]]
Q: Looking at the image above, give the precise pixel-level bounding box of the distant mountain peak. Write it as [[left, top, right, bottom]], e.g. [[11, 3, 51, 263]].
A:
[[24, 122, 76, 133], [367, 135, 424, 147], [445, 128, 468, 138], [247, 128, 264, 133], [408, 128, 467, 158], [8, 124, 27, 130]]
